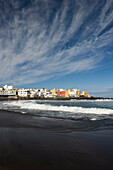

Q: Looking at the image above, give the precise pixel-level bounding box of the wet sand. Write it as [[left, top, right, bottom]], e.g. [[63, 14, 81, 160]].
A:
[[0, 109, 113, 170]]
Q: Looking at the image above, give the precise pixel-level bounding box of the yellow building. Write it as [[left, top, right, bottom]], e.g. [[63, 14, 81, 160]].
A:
[[51, 88, 57, 96], [77, 90, 81, 96], [83, 91, 90, 98], [83, 91, 87, 96], [65, 90, 69, 98]]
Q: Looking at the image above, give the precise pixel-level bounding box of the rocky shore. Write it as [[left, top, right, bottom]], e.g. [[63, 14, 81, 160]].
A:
[[0, 96, 113, 101]]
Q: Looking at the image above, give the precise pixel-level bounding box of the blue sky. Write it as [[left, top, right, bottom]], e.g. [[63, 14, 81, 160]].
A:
[[0, 0, 113, 97]]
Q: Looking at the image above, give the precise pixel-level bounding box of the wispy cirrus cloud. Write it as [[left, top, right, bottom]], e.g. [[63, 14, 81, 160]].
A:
[[0, 0, 113, 85]]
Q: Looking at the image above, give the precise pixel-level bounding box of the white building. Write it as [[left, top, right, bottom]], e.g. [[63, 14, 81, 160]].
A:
[[4, 89, 16, 96], [1, 85, 16, 96], [18, 89, 30, 97], [37, 91, 44, 97], [0, 87, 3, 95], [44, 91, 53, 98], [30, 89, 38, 98], [40, 88, 49, 93], [58, 89, 64, 92], [37, 88, 50, 98], [69, 89, 78, 97], [3, 85, 13, 90], [0, 90, 3, 95], [44, 92, 53, 98]]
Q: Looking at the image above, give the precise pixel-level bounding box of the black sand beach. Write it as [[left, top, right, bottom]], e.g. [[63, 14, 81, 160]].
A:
[[0, 109, 113, 170]]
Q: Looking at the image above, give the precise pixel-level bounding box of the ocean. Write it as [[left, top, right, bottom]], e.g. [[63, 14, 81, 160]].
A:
[[0, 99, 113, 131]]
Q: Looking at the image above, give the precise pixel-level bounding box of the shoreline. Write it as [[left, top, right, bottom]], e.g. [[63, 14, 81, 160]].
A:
[[0, 96, 113, 101], [0, 109, 113, 170]]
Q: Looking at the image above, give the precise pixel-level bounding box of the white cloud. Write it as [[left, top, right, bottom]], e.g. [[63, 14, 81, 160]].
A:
[[0, 0, 113, 86]]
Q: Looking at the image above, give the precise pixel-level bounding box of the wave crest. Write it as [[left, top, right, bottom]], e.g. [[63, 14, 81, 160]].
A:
[[3, 101, 113, 115]]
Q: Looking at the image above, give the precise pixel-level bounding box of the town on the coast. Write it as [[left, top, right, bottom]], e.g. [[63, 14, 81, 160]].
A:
[[0, 84, 91, 100]]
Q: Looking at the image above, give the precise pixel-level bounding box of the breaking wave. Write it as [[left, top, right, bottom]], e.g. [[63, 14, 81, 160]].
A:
[[2, 100, 113, 115]]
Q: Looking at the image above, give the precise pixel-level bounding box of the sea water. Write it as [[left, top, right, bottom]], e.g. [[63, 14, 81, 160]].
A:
[[1, 99, 113, 121]]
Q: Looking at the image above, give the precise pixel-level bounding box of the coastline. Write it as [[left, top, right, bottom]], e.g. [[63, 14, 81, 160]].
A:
[[0, 109, 113, 170], [0, 96, 113, 101]]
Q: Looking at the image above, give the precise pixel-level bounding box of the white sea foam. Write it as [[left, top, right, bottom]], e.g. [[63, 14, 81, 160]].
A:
[[90, 118, 97, 121], [3, 101, 113, 115], [94, 99, 113, 102], [22, 111, 27, 114]]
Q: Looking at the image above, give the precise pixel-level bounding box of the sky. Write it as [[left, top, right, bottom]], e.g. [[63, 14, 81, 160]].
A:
[[0, 0, 113, 97]]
